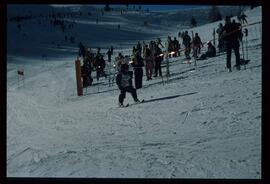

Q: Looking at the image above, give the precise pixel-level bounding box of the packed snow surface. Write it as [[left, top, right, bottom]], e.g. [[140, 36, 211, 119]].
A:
[[7, 5, 261, 178]]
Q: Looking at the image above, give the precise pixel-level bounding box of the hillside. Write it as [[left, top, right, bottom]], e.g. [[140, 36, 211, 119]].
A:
[[6, 5, 262, 178]]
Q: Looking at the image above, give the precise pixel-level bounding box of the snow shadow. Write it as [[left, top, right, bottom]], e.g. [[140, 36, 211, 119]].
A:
[[144, 92, 198, 104]]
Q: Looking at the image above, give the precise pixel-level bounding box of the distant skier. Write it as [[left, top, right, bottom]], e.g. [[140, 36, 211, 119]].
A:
[[116, 63, 141, 107], [166, 36, 174, 58], [222, 16, 242, 72], [131, 51, 144, 89], [17, 23, 21, 31], [172, 37, 180, 57], [78, 42, 86, 58], [115, 52, 125, 72], [85, 48, 95, 69], [178, 31, 181, 40], [106, 48, 113, 62], [132, 46, 137, 58], [110, 46, 114, 55], [240, 13, 248, 25], [142, 41, 147, 58], [156, 37, 164, 48], [137, 41, 142, 56]]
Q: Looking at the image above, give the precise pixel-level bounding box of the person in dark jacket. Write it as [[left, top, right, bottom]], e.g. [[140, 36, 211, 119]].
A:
[[222, 16, 241, 72], [144, 45, 153, 80], [173, 37, 180, 57], [116, 63, 141, 107], [167, 36, 174, 58], [131, 51, 144, 89], [94, 48, 107, 80], [154, 45, 163, 77], [216, 23, 225, 52], [192, 33, 203, 58], [240, 13, 248, 24], [183, 31, 191, 59], [137, 41, 142, 56], [199, 41, 216, 60], [78, 42, 86, 58], [81, 58, 93, 87]]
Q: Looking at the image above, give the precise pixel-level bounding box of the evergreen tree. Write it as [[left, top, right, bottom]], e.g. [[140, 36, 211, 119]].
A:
[[250, 4, 259, 9], [104, 4, 110, 11], [191, 16, 197, 27], [208, 6, 222, 22]]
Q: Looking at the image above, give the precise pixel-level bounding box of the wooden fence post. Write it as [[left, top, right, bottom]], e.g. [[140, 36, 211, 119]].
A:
[[213, 28, 216, 46], [75, 58, 83, 96]]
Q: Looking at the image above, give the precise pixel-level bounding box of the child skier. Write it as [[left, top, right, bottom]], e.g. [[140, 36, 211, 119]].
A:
[[116, 63, 142, 107]]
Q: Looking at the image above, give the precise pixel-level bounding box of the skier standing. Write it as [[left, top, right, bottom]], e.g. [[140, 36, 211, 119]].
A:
[[173, 37, 180, 57], [216, 23, 225, 53], [142, 41, 147, 58], [131, 51, 144, 89], [153, 44, 163, 77], [182, 31, 192, 59], [132, 46, 137, 58], [81, 57, 93, 87], [115, 53, 125, 72], [240, 13, 248, 25], [156, 37, 164, 48], [137, 41, 142, 56], [167, 36, 174, 57], [78, 42, 86, 58], [192, 33, 203, 58], [116, 63, 141, 107], [94, 48, 107, 80], [222, 16, 242, 72], [144, 45, 153, 80]]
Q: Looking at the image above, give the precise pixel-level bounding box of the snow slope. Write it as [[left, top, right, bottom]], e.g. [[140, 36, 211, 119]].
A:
[[7, 5, 261, 178]]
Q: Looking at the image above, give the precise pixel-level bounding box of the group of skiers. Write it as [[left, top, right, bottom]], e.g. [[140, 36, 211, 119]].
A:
[[178, 31, 206, 60], [79, 12, 248, 106], [79, 42, 109, 88], [115, 14, 247, 106], [130, 39, 165, 81], [166, 36, 181, 58]]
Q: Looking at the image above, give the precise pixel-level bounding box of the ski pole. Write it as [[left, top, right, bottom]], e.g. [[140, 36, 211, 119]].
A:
[[108, 49, 112, 87], [246, 36, 248, 60], [161, 62, 165, 86], [241, 37, 245, 62], [241, 37, 245, 69], [244, 28, 248, 60], [166, 52, 169, 83]]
